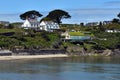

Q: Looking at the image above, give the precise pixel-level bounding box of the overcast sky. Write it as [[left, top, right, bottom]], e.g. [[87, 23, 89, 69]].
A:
[[0, 0, 120, 24]]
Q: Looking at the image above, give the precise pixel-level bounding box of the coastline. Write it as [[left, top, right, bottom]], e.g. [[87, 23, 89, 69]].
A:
[[0, 54, 68, 60]]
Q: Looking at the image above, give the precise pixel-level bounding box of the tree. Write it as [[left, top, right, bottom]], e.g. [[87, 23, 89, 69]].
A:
[[8, 24, 14, 29], [46, 9, 71, 24], [40, 17, 52, 22], [80, 22, 84, 27], [117, 13, 120, 19], [112, 18, 119, 23], [0, 24, 4, 28], [20, 10, 43, 20], [99, 21, 104, 31]]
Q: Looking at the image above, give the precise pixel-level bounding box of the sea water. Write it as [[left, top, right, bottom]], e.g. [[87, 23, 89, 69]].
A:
[[0, 57, 119, 80]]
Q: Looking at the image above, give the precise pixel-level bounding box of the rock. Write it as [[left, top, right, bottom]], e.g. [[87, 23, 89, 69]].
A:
[[102, 49, 112, 56], [112, 49, 120, 56], [66, 45, 86, 55]]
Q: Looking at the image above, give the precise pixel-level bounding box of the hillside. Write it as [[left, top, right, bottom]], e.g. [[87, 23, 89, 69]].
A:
[[0, 22, 120, 56]]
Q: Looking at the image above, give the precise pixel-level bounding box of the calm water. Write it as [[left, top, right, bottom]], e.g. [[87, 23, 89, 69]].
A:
[[0, 57, 120, 80]]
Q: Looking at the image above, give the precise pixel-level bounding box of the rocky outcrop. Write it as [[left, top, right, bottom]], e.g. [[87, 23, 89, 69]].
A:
[[111, 49, 120, 56], [66, 45, 88, 56], [102, 49, 112, 56], [12, 49, 66, 55], [66, 45, 120, 56]]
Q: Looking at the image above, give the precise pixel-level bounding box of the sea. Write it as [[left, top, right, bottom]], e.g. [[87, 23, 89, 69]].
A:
[[0, 56, 119, 80]]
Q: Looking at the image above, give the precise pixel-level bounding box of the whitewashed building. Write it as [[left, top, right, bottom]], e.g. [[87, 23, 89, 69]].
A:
[[21, 19, 60, 32], [39, 21, 60, 32], [21, 19, 40, 29], [105, 29, 120, 33], [61, 31, 92, 41]]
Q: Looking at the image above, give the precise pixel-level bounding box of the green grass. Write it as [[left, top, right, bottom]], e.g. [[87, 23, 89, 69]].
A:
[[69, 32, 84, 36], [0, 29, 15, 33], [68, 32, 94, 36], [0, 28, 24, 33]]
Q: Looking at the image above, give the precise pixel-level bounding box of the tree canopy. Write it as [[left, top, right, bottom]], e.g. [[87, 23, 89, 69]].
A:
[[40, 17, 52, 22], [117, 13, 120, 18], [112, 18, 119, 23], [46, 9, 71, 24], [112, 13, 120, 23], [20, 10, 43, 20]]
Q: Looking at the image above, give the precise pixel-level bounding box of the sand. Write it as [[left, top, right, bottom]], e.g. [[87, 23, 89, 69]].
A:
[[0, 54, 68, 60]]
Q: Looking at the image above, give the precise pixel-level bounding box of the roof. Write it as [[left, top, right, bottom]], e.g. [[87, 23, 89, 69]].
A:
[[40, 21, 59, 29], [41, 21, 58, 25], [22, 19, 39, 27], [29, 20, 39, 25]]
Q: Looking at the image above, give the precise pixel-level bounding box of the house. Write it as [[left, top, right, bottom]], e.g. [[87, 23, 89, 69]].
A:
[[103, 21, 112, 25], [39, 21, 60, 32], [105, 29, 120, 33], [21, 19, 40, 29], [86, 22, 99, 26], [21, 19, 60, 32], [61, 31, 93, 42]]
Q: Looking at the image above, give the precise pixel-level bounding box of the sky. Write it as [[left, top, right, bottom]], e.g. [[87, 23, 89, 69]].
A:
[[0, 0, 120, 24]]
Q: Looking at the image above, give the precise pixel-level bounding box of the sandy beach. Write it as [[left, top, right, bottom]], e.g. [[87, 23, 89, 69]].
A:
[[0, 54, 68, 60]]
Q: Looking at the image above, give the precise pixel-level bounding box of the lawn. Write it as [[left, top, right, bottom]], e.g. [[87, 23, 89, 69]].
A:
[[0, 28, 24, 33], [69, 32, 94, 36]]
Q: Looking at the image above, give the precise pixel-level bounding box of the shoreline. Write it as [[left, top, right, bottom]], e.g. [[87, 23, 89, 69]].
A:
[[0, 54, 68, 60]]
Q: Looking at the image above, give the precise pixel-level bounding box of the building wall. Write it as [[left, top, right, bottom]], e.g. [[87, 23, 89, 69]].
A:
[[22, 19, 40, 28], [21, 20, 31, 28], [21, 20, 60, 32], [39, 21, 60, 32]]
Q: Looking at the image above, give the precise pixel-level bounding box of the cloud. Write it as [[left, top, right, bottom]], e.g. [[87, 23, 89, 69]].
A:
[[0, 11, 49, 22], [0, 8, 120, 24], [105, 1, 120, 6], [69, 8, 120, 15], [61, 8, 120, 24], [0, 13, 22, 22]]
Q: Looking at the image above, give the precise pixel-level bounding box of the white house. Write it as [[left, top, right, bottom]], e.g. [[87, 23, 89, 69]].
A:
[[39, 21, 60, 32], [105, 29, 120, 33], [86, 22, 99, 26], [61, 31, 93, 42], [21, 19, 60, 32], [21, 19, 40, 29]]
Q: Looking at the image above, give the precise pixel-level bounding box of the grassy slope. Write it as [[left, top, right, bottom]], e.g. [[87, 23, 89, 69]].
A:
[[0, 28, 24, 33], [0, 29, 60, 49]]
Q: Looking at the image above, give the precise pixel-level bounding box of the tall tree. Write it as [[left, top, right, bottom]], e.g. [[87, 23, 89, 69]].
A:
[[46, 9, 71, 24], [112, 18, 119, 23], [20, 10, 43, 20], [117, 13, 120, 19], [99, 21, 105, 31], [40, 17, 52, 22], [99, 22, 102, 28], [80, 22, 84, 27]]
